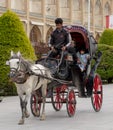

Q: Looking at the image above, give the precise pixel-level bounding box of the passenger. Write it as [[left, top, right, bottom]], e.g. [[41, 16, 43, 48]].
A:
[[48, 18, 77, 63], [77, 48, 90, 72]]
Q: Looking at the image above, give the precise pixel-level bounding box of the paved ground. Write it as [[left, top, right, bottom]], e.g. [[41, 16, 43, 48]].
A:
[[0, 84, 113, 130]]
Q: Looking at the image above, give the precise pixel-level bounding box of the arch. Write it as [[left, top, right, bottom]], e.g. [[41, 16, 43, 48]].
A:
[[30, 25, 41, 47], [95, 0, 102, 15], [104, 2, 111, 15], [46, 27, 53, 44], [94, 0, 102, 27]]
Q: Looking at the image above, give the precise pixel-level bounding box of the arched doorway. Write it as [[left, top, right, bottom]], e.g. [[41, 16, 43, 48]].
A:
[[30, 25, 41, 47], [46, 27, 53, 45], [30, 25, 41, 54]]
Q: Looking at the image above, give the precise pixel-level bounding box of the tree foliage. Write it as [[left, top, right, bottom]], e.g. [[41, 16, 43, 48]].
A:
[[99, 29, 113, 46], [0, 10, 36, 95], [97, 44, 113, 82]]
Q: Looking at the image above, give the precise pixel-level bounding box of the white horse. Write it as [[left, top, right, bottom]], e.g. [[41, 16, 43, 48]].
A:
[[6, 51, 52, 125]]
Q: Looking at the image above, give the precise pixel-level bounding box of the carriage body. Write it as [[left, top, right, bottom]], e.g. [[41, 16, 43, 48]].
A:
[[31, 25, 103, 118], [64, 25, 103, 110], [47, 25, 102, 83]]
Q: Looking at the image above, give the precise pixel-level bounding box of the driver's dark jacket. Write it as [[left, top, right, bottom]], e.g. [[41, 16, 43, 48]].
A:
[[50, 28, 69, 49]]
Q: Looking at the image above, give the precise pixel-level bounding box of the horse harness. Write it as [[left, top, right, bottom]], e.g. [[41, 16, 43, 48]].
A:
[[9, 57, 47, 85], [9, 58, 30, 84]]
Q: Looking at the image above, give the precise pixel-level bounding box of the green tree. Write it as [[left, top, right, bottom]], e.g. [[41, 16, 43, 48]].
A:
[[99, 29, 113, 46], [97, 44, 113, 83], [0, 10, 36, 95], [98, 29, 113, 83]]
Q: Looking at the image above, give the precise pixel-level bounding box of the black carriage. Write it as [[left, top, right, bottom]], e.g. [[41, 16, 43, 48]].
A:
[[30, 25, 103, 117]]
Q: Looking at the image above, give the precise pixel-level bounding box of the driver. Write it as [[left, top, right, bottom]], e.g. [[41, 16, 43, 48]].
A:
[[48, 18, 77, 62]]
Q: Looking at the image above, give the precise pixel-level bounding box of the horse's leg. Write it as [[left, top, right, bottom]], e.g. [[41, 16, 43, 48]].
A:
[[18, 96, 25, 125], [24, 94, 30, 118], [40, 84, 47, 120]]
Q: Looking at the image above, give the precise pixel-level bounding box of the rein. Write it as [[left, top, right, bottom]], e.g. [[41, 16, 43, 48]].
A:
[[32, 71, 72, 85]]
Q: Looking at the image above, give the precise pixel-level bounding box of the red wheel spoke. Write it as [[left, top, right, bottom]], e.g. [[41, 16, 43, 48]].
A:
[[94, 95, 100, 110], [68, 106, 74, 115], [55, 96, 62, 109], [52, 86, 65, 111], [91, 74, 103, 112], [30, 94, 41, 117], [67, 90, 76, 117]]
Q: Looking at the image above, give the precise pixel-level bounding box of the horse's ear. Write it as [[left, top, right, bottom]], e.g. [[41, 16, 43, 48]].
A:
[[11, 51, 14, 57], [17, 51, 21, 57]]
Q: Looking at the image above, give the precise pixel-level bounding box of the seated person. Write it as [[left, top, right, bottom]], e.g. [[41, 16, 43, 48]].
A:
[[77, 48, 90, 72], [48, 18, 77, 63]]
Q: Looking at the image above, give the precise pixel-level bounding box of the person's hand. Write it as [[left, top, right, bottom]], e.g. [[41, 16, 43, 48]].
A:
[[62, 46, 66, 51], [51, 46, 56, 52]]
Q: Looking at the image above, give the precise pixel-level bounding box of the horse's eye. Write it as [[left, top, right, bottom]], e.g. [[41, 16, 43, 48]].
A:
[[17, 61, 19, 64]]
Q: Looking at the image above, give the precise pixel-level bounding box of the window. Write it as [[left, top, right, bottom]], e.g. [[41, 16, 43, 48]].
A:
[[29, 0, 42, 14], [11, 0, 25, 11], [0, 0, 6, 7], [104, 2, 111, 15]]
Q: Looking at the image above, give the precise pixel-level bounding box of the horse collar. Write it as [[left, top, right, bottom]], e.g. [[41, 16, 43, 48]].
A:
[[13, 73, 30, 84]]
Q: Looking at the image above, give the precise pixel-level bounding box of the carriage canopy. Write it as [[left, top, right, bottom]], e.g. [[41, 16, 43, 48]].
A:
[[64, 25, 98, 56]]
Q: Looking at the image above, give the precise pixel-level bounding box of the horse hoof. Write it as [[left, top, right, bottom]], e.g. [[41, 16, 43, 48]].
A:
[[18, 119, 24, 125], [40, 115, 46, 120], [33, 111, 40, 117], [25, 113, 30, 118]]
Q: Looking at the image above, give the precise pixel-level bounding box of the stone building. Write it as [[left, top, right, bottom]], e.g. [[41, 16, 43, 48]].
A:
[[0, 0, 113, 49]]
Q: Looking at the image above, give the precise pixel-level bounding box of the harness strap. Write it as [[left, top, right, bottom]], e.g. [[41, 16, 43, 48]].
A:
[[31, 71, 72, 85]]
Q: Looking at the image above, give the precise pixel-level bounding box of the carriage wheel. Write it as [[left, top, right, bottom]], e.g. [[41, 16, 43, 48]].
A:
[[51, 86, 65, 111], [30, 94, 42, 117], [91, 74, 103, 112], [66, 89, 76, 117]]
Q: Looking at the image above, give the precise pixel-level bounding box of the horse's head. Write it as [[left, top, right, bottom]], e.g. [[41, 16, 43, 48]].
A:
[[6, 51, 24, 79]]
